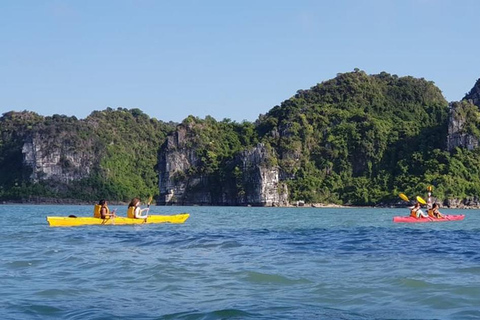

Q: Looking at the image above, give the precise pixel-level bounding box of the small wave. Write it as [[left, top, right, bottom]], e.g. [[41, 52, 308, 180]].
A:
[[163, 306, 372, 320], [398, 277, 431, 288], [456, 266, 480, 275], [5, 260, 40, 268], [450, 308, 480, 319], [161, 308, 258, 320], [16, 303, 63, 317], [35, 288, 71, 297], [63, 307, 118, 320], [243, 271, 310, 285], [178, 232, 245, 250]]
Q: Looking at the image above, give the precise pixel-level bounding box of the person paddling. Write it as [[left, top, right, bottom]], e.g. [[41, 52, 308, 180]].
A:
[[127, 198, 149, 219], [410, 202, 428, 219], [426, 187, 433, 213], [94, 199, 116, 219], [428, 203, 444, 218]]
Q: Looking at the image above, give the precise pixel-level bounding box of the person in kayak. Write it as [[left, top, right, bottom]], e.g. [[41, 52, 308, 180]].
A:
[[410, 202, 428, 218], [127, 197, 149, 219], [94, 199, 116, 219], [426, 191, 433, 212], [428, 203, 444, 218]]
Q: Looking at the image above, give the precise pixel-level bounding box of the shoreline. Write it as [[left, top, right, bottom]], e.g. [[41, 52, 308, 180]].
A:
[[2, 199, 479, 209]]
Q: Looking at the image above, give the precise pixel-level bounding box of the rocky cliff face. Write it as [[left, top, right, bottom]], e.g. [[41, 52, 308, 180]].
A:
[[446, 102, 479, 151], [158, 127, 202, 205], [447, 80, 480, 151], [22, 132, 95, 183], [158, 125, 289, 206], [444, 197, 480, 208], [238, 144, 289, 206], [464, 78, 480, 106]]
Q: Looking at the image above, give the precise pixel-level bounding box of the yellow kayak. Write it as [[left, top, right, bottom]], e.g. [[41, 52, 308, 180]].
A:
[[47, 213, 190, 227]]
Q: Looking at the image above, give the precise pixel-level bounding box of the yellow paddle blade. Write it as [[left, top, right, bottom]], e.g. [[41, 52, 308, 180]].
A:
[[147, 196, 153, 205], [399, 193, 409, 201], [416, 196, 427, 205]]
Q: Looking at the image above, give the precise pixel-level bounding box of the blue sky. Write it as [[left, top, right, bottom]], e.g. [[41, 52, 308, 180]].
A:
[[1, 0, 479, 123]]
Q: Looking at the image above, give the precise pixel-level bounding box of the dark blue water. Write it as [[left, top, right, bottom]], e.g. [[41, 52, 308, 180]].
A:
[[1, 205, 479, 319]]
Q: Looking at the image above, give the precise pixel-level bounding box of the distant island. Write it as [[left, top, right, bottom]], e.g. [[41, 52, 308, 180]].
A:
[[1, 70, 480, 208]]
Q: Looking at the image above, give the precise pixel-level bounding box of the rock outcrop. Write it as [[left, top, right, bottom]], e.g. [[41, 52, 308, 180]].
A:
[[446, 102, 480, 151], [238, 144, 289, 206], [464, 78, 480, 106], [158, 124, 288, 206], [22, 132, 95, 183], [444, 197, 480, 209], [158, 126, 201, 205], [447, 80, 480, 151]]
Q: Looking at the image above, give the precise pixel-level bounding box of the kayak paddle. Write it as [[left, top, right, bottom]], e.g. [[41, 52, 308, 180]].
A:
[[147, 195, 153, 208], [144, 196, 153, 222], [111, 208, 117, 225], [416, 196, 427, 205], [399, 193, 409, 201]]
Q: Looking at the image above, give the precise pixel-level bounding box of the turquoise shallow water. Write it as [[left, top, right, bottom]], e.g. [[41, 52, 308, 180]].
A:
[[1, 205, 479, 319]]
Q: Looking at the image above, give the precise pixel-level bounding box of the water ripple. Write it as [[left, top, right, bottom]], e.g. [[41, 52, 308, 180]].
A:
[[1, 205, 480, 319]]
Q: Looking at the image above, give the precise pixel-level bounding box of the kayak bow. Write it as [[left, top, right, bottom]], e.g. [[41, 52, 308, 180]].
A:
[[47, 213, 190, 227]]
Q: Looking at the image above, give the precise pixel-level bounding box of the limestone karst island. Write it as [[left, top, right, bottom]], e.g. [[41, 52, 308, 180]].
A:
[[2, 70, 480, 208]]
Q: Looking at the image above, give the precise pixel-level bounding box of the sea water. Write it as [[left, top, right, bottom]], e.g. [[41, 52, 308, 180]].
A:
[[0, 205, 479, 319]]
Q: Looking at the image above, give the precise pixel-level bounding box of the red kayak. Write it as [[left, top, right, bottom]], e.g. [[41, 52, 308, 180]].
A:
[[393, 215, 465, 223]]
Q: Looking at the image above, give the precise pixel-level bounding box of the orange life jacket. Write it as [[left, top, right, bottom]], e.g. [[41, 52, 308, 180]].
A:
[[410, 207, 419, 218], [127, 206, 136, 219], [93, 204, 110, 218]]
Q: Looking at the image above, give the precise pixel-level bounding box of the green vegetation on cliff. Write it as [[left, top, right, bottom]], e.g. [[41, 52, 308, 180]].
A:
[[0, 108, 174, 202], [256, 70, 450, 204], [2, 70, 480, 205], [164, 115, 259, 203], [83, 108, 174, 201]]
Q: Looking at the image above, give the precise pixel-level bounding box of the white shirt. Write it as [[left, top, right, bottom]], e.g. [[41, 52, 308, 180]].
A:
[[134, 206, 149, 219]]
